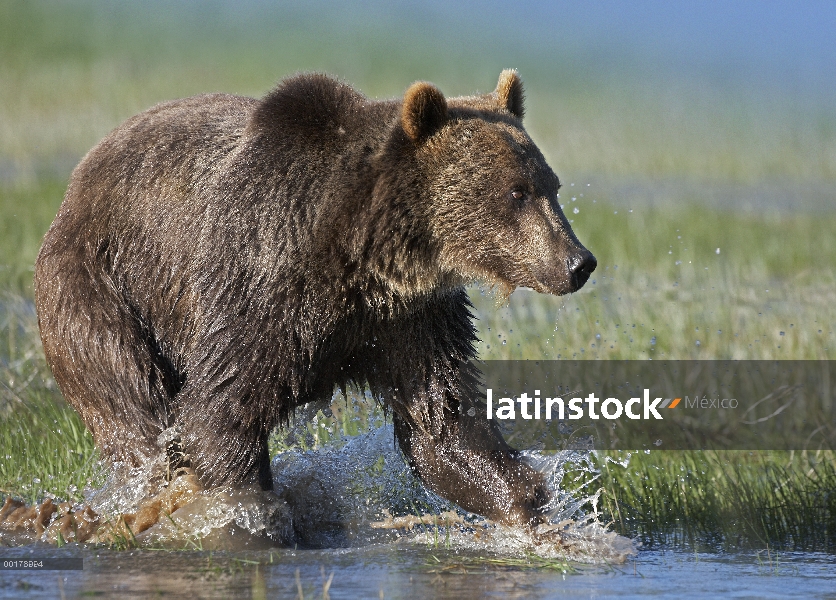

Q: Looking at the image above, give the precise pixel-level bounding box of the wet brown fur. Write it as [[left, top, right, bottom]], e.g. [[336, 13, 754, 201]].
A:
[[34, 70, 595, 529]]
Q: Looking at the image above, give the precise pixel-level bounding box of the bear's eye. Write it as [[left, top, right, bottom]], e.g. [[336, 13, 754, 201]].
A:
[[508, 188, 528, 204]]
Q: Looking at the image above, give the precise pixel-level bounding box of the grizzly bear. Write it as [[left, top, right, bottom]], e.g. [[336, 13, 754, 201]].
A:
[[34, 70, 596, 528]]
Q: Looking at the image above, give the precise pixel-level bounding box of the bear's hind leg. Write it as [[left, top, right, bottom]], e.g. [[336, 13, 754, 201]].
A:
[[35, 246, 179, 470], [176, 386, 275, 491]]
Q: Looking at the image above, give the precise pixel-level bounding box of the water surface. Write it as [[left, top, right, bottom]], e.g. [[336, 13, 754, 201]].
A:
[[2, 545, 836, 599]]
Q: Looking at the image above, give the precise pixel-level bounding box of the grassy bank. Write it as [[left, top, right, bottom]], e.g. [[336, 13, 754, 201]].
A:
[[596, 449, 836, 551]]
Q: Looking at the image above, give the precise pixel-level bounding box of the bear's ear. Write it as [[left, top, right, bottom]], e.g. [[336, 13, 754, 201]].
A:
[[401, 81, 449, 143], [495, 69, 525, 119]]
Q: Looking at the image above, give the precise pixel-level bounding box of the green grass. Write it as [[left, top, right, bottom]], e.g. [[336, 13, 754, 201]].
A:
[[0, 295, 100, 505], [595, 450, 836, 552], [0, 180, 65, 295]]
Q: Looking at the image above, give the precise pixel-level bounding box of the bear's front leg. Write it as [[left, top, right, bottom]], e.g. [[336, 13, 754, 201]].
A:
[[391, 377, 550, 527], [363, 288, 550, 526]]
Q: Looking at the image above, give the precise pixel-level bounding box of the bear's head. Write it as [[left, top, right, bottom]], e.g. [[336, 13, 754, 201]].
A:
[[395, 70, 596, 298]]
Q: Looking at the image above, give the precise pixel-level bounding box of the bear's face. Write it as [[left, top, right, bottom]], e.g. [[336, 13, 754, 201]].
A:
[[401, 71, 596, 297]]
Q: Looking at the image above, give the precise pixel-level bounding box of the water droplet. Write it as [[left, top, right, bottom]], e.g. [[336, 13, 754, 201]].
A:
[[779, 331, 785, 336], [715, 248, 721, 254], [573, 207, 579, 214], [650, 336, 656, 345], [695, 340, 701, 347]]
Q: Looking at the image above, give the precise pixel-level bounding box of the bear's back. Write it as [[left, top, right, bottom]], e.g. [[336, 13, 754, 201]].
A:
[[72, 92, 257, 199]]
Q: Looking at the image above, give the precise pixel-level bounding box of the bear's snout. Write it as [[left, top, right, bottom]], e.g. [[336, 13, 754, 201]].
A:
[[567, 251, 597, 292], [527, 248, 597, 296]]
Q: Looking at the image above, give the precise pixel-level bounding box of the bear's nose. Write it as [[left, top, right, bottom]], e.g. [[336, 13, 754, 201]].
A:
[[567, 251, 597, 290]]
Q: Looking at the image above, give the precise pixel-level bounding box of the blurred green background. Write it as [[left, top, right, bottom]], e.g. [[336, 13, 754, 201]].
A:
[[1, 0, 835, 547]]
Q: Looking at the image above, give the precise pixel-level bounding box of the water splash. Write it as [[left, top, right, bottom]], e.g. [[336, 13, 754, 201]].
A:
[[268, 424, 635, 562], [2, 422, 635, 562], [271, 424, 451, 547], [84, 455, 169, 518]]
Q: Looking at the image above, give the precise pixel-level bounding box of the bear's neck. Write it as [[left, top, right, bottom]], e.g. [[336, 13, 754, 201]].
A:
[[307, 113, 462, 311]]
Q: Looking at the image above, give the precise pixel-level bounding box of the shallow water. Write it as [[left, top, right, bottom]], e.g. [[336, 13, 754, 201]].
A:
[[2, 545, 836, 599], [3, 423, 835, 598]]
